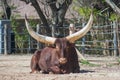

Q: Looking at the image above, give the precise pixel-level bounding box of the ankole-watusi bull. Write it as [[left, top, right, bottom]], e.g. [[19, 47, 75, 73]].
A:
[[25, 13, 93, 74]]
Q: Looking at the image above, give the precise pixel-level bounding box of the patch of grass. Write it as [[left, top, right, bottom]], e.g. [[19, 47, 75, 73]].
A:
[[106, 59, 120, 67], [117, 59, 120, 64], [106, 63, 114, 67], [80, 59, 100, 67]]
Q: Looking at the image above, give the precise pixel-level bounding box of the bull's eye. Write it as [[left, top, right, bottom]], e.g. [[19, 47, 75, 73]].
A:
[[66, 46, 69, 49], [65, 46, 69, 52]]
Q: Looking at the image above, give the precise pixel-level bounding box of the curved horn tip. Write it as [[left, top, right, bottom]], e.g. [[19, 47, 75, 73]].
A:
[[66, 13, 93, 42], [25, 14, 28, 20], [25, 16, 56, 45]]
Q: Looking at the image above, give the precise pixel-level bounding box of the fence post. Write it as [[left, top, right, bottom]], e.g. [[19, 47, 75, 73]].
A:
[[81, 22, 86, 54], [51, 24, 55, 37], [36, 24, 40, 49], [116, 21, 120, 56], [4, 24, 7, 55], [113, 21, 118, 56], [28, 34, 31, 53]]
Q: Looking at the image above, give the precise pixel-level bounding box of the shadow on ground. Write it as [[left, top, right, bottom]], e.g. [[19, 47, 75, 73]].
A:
[[80, 69, 95, 73]]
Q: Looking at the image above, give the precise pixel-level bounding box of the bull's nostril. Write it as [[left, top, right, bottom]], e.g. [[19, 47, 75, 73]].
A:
[[59, 58, 67, 64]]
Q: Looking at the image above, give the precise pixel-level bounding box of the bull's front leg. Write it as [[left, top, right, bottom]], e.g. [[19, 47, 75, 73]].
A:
[[49, 66, 61, 74], [39, 59, 51, 74], [30, 55, 41, 73]]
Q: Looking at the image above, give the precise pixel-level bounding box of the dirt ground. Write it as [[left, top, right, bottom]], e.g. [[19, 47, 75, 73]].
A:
[[0, 54, 120, 80]]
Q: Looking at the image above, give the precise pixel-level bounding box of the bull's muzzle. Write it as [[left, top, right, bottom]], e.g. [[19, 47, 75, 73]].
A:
[[59, 58, 67, 64]]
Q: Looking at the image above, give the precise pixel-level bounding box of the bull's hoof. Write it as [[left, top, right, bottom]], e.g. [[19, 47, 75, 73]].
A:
[[30, 70, 40, 74], [30, 70, 35, 74], [40, 70, 44, 74], [49, 71, 54, 74], [30, 71, 33, 74]]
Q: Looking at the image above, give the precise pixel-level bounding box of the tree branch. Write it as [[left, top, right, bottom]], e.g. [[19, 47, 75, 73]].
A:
[[57, 0, 72, 25], [105, 0, 120, 15], [20, 0, 30, 4], [21, 0, 51, 35]]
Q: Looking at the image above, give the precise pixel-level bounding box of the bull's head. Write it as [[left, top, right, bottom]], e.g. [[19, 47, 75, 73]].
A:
[[25, 13, 93, 64]]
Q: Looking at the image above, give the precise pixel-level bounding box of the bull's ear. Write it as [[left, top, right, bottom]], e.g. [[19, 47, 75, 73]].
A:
[[66, 13, 93, 43], [25, 14, 56, 44]]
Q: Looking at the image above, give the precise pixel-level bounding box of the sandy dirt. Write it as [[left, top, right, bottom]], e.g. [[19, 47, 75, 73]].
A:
[[0, 54, 120, 80]]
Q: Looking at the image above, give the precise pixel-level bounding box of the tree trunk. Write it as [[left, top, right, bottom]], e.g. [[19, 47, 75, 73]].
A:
[[1, 0, 11, 19], [48, 0, 72, 36], [21, 0, 72, 36], [30, 0, 51, 35]]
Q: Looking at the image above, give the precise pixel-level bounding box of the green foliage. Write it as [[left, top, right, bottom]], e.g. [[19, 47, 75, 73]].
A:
[[117, 59, 120, 64], [29, 19, 38, 28], [109, 13, 120, 21], [0, 12, 3, 19], [73, 0, 120, 24], [11, 15, 20, 28], [10, 4, 17, 10], [80, 59, 90, 64], [11, 14, 29, 52], [73, 6, 92, 19], [80, 59, 99, 66], [11, 14, 38, 53]]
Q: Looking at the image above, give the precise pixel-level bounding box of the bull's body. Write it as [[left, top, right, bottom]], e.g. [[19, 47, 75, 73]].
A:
[[30, 38, 80, 74], [25, 13, 93, 74]]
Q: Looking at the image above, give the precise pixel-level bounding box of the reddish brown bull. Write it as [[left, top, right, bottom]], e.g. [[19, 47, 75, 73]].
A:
[[25, 13, 93, 74], [30, 39, 80, 74]]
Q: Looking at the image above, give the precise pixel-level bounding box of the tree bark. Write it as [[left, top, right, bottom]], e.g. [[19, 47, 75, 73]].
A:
[[1, 0, 11, 19], [30, 0, 51, 35]]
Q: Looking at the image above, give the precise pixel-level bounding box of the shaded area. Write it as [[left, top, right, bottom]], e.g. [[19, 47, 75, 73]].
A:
[[80, 69, 95, 73]]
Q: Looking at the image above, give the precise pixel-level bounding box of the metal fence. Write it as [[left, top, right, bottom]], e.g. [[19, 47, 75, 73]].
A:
[[0, 20, 120, 56], [76, 22, 120, 57]]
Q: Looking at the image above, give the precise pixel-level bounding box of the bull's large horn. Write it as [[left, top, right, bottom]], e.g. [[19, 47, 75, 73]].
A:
[[66, 13, 93, 42], [25, 15, 56, 44]]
